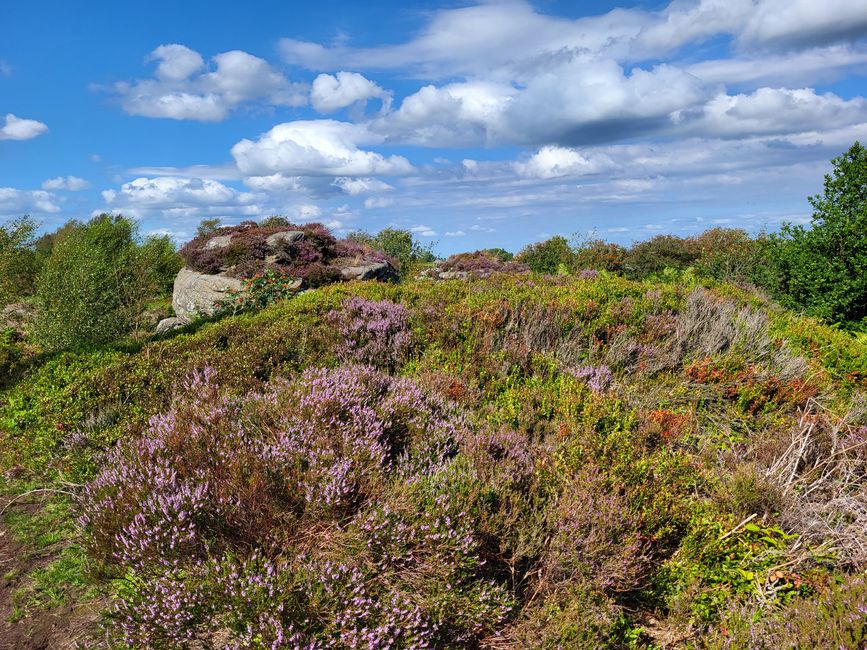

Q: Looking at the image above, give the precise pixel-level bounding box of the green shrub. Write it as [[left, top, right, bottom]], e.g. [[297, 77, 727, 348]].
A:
[[32, 214, 153, 351], [574, 238, 627, 273], [624, 235, 699, 279], [517, 236, 575, 274], [691, 228, 759, 284], [0, 215, 40, 304]]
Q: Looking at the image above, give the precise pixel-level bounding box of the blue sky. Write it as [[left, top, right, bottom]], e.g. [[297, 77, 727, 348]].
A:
[[2, 0, 867, 254]]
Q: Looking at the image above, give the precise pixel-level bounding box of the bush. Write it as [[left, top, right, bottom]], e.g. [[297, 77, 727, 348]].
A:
[[690, 228, 758, 284], [32, 215, 157, 351], [574, 238, 627, 273], [517, 235, 575, 274], [758, 142, 867, 326], [624, 234, 699, 279]]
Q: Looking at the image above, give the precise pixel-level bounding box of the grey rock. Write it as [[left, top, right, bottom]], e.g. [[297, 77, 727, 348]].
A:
[[204, 234, 234, 250], [336, 259, 399, 282], [172, 267, 245, 320], [156, 316, 188, 334], [265, 231, 305, 248]]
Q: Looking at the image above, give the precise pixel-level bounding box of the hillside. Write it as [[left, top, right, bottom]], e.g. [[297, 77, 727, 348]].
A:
[[1, 272, 866, 648]]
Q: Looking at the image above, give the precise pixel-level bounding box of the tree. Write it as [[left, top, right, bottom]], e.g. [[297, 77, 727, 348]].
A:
[[196, 218, 222, 238], [33, 214, 160, 350], [0, 215, 40, 304], [761, 142, 867, 325]]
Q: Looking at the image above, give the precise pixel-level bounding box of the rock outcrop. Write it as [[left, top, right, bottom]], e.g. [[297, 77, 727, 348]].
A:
[[172, 268, 244, 322], [160, 226, 399, 331]]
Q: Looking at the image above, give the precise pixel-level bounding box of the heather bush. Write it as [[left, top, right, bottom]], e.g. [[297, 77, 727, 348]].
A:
[[179, 221, 340, 278], [79, 364, 531, 645], [328, 297, 414, 370]]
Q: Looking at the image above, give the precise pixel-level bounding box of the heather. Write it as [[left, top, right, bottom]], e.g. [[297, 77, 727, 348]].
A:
[[178, 220, 389, 282], [1, 272, 866, 647]]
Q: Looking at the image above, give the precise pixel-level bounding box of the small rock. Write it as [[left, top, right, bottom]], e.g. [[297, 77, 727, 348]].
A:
[[156, 316, 188, 334], [337, 260, 399, 282]]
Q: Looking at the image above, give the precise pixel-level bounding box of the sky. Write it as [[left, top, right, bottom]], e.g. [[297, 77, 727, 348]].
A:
[[2, 0, 867, 254]]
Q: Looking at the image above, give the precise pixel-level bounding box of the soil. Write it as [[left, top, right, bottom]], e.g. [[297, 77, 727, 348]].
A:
[[0, 503, 102, 650]]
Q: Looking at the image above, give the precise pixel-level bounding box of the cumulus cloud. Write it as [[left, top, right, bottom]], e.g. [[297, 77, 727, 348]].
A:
[[112, 44, 307, 121], [673, 87, 867, 138], [0, 188, 60, 216], [515, 146, 611, 179], [311, 72, 392, 113], [0, 113, 48, 141], [42, 176, 90, 191], [231, 120, 414, 177]]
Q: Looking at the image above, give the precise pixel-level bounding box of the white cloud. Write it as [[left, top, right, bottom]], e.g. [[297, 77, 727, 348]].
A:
[[333, 177, 394, 195], [515, 146, 611, 179], [112, 44, 307, 121], [0, 61, 11, 77], [0, 113, 48, 141], [363, 197, 394, 209], [0, 188, 60, 215], [231, 119, 414, 177], [411, 224, 437, 237], [103, 176, 255, 208], [42, 176, 90, 191], [673, 87, 867, 138], [740, 0, 867, 48], [310, 71, 391, 113], [687, 44, 867, 88], [445, 230, 466, 236]]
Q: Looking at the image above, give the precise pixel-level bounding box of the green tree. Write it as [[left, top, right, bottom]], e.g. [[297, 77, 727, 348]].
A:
[[761, 142, 867, 325], [0, 215, 40, 304], [517, 236, 575, 274], [33, 214, 160, 350], [196, 218, 222, 238]]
